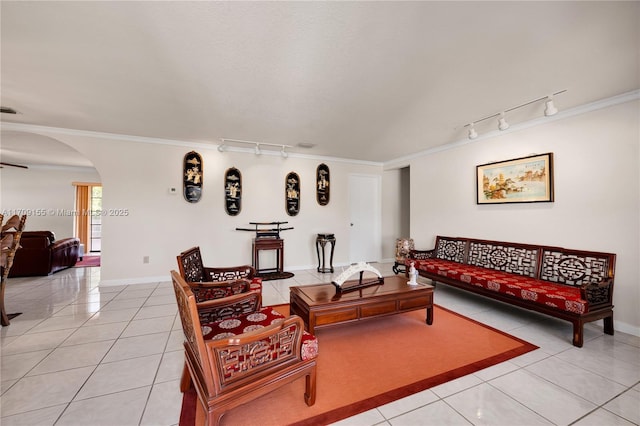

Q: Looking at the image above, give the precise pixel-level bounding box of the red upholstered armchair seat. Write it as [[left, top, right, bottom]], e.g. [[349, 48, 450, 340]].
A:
[[202, 306, 319, 361], [412, 258, 588, 314]]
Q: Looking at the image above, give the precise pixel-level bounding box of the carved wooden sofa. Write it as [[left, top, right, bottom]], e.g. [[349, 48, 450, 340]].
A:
[[171, 270, 318, 425], [407, 236, 616, 347]]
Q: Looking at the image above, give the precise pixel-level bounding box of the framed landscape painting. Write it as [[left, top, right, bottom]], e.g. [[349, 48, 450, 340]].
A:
[[476, 153, 554, 204]]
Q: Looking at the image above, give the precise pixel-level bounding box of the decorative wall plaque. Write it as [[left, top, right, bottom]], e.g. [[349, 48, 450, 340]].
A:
[[285, 171, 300, 216], [224, 167, 242, 216], [316, 163, 330, 206], [183, 151, 203, 203]]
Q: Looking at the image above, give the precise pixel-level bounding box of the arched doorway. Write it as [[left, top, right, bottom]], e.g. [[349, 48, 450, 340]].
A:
[[0, 130, 101, 255]]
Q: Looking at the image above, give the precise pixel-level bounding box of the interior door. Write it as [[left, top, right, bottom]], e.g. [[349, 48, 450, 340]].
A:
[[349, 174, 381, 263]]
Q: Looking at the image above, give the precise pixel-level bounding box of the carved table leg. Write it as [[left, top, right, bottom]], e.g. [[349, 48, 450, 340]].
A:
[[426, 306, 433, 325]]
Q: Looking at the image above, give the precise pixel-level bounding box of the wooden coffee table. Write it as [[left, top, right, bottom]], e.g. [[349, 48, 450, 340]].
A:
[[289, 275, 433, 334]]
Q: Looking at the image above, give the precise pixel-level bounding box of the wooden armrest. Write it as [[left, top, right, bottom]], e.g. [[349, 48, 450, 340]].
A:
[[187, 278, 252, 303], [188, 278, 250, 290], [207, 315, 304, 351], [217, 319, 288, 346], [593, 278, 613, 288], [196, 289, 261, 310], [581, 279, 614, 305], [409, 249, 434, 260], [579, 278, 613, 291]]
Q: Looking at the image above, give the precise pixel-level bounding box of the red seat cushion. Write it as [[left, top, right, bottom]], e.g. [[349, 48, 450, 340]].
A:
[[410, 258, 588, 314], [249, 278, 262, 292], [201, 306, 318, 361]]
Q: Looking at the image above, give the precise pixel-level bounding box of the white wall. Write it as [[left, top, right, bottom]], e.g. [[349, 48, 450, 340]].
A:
[[381, 167, 411, 262], [381, 168, 403, 262], [408, 99, 640, 335], [0, 166, 100, 239], [4, 131, 384, 284]]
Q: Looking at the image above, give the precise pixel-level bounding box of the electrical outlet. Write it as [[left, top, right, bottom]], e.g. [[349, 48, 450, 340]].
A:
[[143, 256, 150, 264]]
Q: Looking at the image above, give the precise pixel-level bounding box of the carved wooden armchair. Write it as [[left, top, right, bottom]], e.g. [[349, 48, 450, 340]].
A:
[[392, 238, 415, 274], [176, 246, 264, 322], [171, 270, 318, 426], [1, 215, 27, 325]]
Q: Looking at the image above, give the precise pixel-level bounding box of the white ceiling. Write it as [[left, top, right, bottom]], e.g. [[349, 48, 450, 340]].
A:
[[1, 1, 638, 167]]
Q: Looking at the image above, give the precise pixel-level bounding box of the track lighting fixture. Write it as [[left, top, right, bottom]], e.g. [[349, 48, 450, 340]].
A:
[[468, 124, 478, 140], [544, 96, 558, 116], [498, 113, 509, 131], [463, 89, 566, 140], [218, 138, 293, 157]]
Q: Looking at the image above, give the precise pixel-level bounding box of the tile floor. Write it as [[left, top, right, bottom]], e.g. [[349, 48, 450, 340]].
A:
[[1, 262, 638, 426]]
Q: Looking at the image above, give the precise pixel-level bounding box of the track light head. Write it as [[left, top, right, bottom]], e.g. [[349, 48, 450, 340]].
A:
[[280, 145, 288, 158], [498, 113, 509, 131], [254, 143, 262, 155], [544, 96, 558, 116], [217, 144, 226, 152], [468, 124, 478, 140]]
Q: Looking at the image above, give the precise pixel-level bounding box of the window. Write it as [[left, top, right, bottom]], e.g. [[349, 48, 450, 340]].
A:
[[90, 186, 102, 252], [73, 182, 102, 253]]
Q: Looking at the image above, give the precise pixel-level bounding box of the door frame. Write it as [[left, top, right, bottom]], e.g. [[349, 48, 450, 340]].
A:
[[348, 173, 382, 264]]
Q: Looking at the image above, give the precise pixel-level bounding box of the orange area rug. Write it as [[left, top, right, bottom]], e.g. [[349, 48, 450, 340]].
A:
[[180, 305, 537, 426]]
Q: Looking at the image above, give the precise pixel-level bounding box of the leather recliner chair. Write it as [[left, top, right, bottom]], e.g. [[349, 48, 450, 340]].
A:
[[8, 231, 80, 277]]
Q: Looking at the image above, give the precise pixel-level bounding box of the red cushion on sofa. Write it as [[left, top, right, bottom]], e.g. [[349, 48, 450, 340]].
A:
[[411, 258, 588, 314]]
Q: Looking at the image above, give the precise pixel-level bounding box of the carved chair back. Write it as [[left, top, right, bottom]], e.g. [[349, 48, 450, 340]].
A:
[[1, 215, 27, 279], [395, 238, 415, 262], [1, 233, 14, 269], [177, 246, 207, 282], [177, 246, 258, 283]]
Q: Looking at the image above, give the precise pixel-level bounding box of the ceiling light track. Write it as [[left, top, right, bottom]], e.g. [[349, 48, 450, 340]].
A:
[[0, 106, 18, 114], [218, 138, 294, 158], [464, 89, 566, 140]]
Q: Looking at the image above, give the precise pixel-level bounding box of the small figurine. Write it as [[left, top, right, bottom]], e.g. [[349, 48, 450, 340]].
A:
[[408, 261, 419, 285]]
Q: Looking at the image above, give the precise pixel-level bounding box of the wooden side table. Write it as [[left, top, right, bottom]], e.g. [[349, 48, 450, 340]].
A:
[[252, 238, 284, 274], [316, 233, 335, 273]]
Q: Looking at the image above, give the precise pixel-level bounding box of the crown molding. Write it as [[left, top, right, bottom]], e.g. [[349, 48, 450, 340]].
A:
[[383, 89, 640, 170], [3, 89, 636, 171], [0, 122, 383, 167]]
